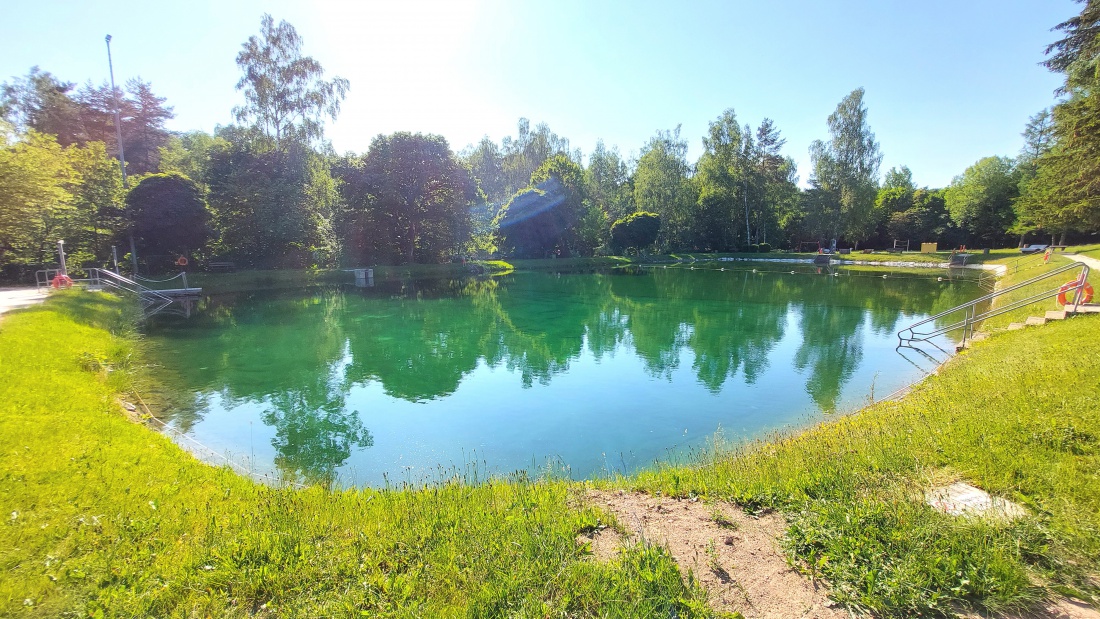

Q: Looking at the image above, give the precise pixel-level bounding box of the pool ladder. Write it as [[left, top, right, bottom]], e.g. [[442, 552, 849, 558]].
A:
[[897, 261, 1091, 349]]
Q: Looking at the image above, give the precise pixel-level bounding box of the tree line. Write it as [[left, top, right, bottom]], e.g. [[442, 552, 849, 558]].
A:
[[2, 5, 1098, 277]]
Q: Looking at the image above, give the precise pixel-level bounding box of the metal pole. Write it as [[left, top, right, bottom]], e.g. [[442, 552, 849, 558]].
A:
[[57, 240, 67, 276], [105, 35, 127, 188], [106, 34, 138, 275], [111, 245, 119, 274]]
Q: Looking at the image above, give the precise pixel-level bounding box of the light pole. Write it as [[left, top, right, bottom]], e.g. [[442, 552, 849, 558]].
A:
[[105, 34, 139, 274], [57, 240, 67, 276]]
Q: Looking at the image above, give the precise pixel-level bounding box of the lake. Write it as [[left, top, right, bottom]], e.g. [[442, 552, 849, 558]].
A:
[[142, 264, 980, 486]]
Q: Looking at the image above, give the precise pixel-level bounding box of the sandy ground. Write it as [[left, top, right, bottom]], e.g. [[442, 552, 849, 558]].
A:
[[586, 490, 845, 619], [0, 287, 47, 316]]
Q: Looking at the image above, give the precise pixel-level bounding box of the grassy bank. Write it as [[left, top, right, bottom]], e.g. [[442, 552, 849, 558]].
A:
[[625, 312, 1100, 615], [0, 293, 712, 617]]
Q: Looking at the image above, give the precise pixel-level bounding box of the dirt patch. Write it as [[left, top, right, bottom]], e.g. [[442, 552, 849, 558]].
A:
[[588, 489, 1100, 619], [576, 526, 625, 563], [588, 489, 845, 619]]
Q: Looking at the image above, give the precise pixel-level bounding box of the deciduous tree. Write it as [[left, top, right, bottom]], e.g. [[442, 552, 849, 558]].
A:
[[0, 125, 78, 267], [234, 14, 349, 148], [944, 156, 1019, 246], [126, 172, 210, 259], [808, 88, 882, 247], [634, 126, 694, 250], [496, 154, 585, 258], [340, 133, 474, 265]]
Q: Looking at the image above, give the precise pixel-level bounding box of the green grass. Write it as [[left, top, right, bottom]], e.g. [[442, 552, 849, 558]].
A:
[[0, 292, 717, 617], [623, 312, 1100, 615]]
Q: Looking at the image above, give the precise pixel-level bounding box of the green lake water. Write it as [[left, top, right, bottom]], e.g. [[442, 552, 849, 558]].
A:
[[142, 265, 980, 486]]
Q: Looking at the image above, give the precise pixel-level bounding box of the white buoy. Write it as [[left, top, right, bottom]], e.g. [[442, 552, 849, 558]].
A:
[[720, 267, 725, 272], [752, 269, 757, 273], [790, 270, 795, 274], [882, 274, 888, 279], [937, 277, 943, 282]]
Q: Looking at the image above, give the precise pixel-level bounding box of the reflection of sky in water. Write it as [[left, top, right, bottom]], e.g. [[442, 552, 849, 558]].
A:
[[144, 268, 971, 487]]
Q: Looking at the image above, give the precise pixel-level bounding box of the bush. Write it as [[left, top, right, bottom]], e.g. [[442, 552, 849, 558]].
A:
[[758, 243, 771, 253], [610, 212, 661, 254]]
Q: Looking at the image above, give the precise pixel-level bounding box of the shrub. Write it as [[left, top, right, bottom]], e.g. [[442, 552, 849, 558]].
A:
[[610, 212, 661, 254]]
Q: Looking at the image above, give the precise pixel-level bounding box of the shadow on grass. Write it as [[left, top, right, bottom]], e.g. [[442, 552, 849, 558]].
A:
[[24, 290, 140, 335]]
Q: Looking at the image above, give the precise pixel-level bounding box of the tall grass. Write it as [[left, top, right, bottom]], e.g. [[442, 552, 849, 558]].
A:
[[0, 292, 715, 617]]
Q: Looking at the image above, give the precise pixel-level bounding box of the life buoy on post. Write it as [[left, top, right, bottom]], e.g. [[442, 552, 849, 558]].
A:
[[50, 274, 73, 289], [1043, 247, 1053, 263], [1057, 279, 1094, 306], [175, 256, 189, 267]]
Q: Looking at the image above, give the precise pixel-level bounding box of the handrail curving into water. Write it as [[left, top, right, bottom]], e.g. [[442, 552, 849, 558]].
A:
[[898, 261, 1090, 349]]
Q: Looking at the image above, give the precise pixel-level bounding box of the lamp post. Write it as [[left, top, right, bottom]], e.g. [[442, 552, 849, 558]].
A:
[[105, 34, 139, 274], [57, 240, 67, 276]]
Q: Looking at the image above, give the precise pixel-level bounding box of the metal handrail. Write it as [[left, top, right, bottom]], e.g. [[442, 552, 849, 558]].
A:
[[898, 261, 1090, 347], [35, 269, 65, 291], [978, 252, 1047, 289], [87, 268, 173, 304]]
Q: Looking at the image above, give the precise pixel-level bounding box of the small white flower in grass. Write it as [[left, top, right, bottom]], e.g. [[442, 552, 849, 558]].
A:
[[149, 501, 157, 510], [23, 599, 33, 606], [9, 511, 17, 522]]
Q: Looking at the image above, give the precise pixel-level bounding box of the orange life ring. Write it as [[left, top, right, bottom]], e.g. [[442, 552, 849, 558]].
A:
[[1057, 279, 1094, 306], [50, 274, 73, 289], [176, 256, 189, 266]]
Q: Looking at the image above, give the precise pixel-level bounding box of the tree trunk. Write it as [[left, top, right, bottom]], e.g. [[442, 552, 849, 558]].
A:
[[743, 184, 750, 246], [407, 219, 417, 264]]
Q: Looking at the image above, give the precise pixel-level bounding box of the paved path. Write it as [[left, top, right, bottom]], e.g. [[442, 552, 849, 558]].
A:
[[1066, 252, 1100, 271], [0, 287, 47, 316]]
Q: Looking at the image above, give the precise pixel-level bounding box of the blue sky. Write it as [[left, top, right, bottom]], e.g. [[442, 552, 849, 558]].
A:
[[0, 0, 1077, 188]]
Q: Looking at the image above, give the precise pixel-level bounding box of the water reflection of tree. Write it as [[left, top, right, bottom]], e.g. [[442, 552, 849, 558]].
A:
[[144, 268, 984, 477], [792, 279, 866, 412], [262, 384, 372, 485], [146, 290, 373, 480]]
